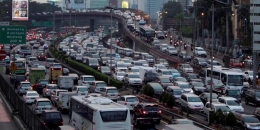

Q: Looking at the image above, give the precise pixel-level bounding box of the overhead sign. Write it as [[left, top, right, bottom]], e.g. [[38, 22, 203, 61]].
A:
[[11, 62, 17, 72], [12, 0, 29, 21], [32, 22, 41, 27], [0, 50, 6, 60], [0, 26, 26, 44], [0, 22, 10, 26]]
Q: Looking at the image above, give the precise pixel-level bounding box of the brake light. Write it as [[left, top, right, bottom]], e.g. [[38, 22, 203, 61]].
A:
[[143, 111, 147, 114], [82, 81, 86, 84], [44, 122, 46, 125], [158, 110, 161, 114], [60, 68, 62, 70], [51, 68, 54, 71], [46, 89, 49, 92], [124, 102, 127, 105], [26, 97, 29, 99]]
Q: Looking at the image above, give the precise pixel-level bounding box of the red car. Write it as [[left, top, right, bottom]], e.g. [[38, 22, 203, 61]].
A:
[[230, 59, 244, 68]]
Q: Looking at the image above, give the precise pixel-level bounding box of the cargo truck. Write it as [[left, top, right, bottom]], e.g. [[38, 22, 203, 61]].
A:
[[57, 91, 77, 112], [10, 58, 27, 88], [49, 67, 62, 83], [29, 68, 46, 93], [57, 76, 74, 91]]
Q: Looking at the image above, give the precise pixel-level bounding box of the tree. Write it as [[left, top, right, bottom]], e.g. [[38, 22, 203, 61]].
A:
[[166, 94, 175, 108], [142, 85, 148, 95], [225, 112, 237, 129], [162, 1, 183, 19], [159, 92, 166, 103], [213, 109, 225, 124], [146, 86, 154, 97], [162, 93, 169, 103]]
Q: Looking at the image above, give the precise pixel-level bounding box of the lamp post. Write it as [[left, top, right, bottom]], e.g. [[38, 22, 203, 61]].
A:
[[105, 6, 116, 85], [75, 11, 76, 26], [133, 16, 136, 51]]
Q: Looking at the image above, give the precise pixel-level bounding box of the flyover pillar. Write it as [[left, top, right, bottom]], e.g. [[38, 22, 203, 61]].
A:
[[90, 19, 95, 32]]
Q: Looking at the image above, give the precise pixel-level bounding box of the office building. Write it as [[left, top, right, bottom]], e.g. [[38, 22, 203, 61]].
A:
[[250, 0, 260, 50]]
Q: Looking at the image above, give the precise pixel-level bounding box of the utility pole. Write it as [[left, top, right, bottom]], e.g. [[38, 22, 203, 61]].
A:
[[52, 2, 55, 32], [209, 1, 214, 125], [226, 10, 229, 54]]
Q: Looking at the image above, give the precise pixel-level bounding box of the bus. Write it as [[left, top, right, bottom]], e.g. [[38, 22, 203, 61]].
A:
[[139, 26, 155, 43], [205, 67, 244, 93], [19, 45, 31, 58], [70, 94, 131, 130]]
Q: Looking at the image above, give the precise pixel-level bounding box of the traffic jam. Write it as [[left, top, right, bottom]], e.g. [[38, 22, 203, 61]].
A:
[[2, 9, 260, 130]]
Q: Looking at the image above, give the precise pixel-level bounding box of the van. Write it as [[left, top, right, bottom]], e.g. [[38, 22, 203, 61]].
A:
[[57, 76, 74, 91], [73, 86, 89, 96], [166, 86, 183, 102], [100, 87, 119, 102], [50, 89, 68, 106], [57, 92, 77, 112]]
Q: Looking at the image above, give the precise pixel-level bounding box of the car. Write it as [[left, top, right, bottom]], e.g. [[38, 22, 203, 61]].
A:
[[190, 82, 207, 95], [232, 111, 260, 130], [192, 57, 207, 67], [89, 81, 106, 93], [32, 98, 52, 115], [115, 61, 127, 71], [178, 51, 192, 62], [98, 66, 111, 75], [117, 95, 139, 112], [194, 47, 207, 57], [179, 93, 204, 112], [133, 118, 158, 130], [45, 58, 55, 68], [40, 110, 63, 129], [159, 44, 168, 52], [23, 91, 39, 104], [123, 73, 143, 87], [37, 52, 47, 61], [133, 103, 161, 124], [42, 84, 59, 98], [156, 76, 173, 90], [165, 86, 183, 102], [100, 87, 119, 102], [199, 92, 218, 105], [156, 31, 165, 39], [154, 64, 167, 72], [218, 97, 244, 112], [172, 77, 188, 84], [206, 60, 222, 68], [62, 68, 69, 75], [17, 81, 31, 96], [166, 46, 178, 56], [245, 89, 260, 106], [147, 83, 164, 96], [204, 102, 231, 121], [185, 73, 202, 83], [113, 71, 125, 81], [178, 64, 193, 73]]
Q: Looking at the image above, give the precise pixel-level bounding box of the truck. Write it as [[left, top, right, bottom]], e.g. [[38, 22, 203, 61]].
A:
[[10, 59, 27, 88], [29, 68, 45, 85], [164, 124, 203, 130], [57, 91, 77, 112], [49, 67, 63, 83], [139, 67, 157, 84], [57, 76, 74, 91]]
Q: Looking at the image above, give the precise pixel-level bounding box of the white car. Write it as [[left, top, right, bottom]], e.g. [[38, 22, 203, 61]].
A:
[[100, 87, 119, 101], [175, 81, 193, 93], [243, 71, 256, 81], [113, 71, 125, 81], [218, 97, 244, 112], [117, 95, 139, 111], [160, 44, 168, 52], [154, 64, 167, 71], [206, 60, 222, 68], [116, 62, 127, 71], [158, 69, 172, 80], [23, 91, 39, 104], [179, 93, 204, 112], [166, 46, 178, 56], [32, 98, 52, 115], [124, 73, 143, 87], [194, 47, 207, 58]]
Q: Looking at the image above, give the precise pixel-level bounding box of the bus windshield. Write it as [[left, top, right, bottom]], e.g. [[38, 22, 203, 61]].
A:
[[100, 110, 127, 122], [228, 75, 243, 86]]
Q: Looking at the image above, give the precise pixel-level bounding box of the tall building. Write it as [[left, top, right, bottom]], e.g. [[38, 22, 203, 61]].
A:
[[250, 0, 260, 51]]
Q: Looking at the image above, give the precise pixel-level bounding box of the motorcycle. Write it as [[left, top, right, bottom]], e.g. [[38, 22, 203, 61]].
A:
[[184, 44, 187, 50], [170, 40, 173, 45], [190, 44, 194, 51], [170, 36, 173, 40], [174, 42, 177, 47]]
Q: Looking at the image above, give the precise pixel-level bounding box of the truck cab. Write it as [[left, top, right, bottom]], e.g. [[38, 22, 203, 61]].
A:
[[49, 66, 62, 83]]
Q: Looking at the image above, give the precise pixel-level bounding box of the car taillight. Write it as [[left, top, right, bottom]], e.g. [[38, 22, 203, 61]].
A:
[[82, 81, 86, 84], [26, 97, 29, 99], [46, 89, 49, 92], [43, 122, 46, 125], [158, 110, 161, 114], [60, 68, 62, 70], [124, 102, 127, 105], [143, 111, 147, 114], [51, 68, 54, 71]]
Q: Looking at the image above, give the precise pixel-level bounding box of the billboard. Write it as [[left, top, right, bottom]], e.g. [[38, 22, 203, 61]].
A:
[[122, 1, 129, 8], [65, 0, 85, 9], [12, 0, 28, 21]]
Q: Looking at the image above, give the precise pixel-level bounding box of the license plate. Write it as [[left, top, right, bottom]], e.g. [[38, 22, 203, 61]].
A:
[[24, 89, 28, 90], [42, 108, 46, 110], [110, 94, 115, 96], [53, 122, 57, 124], [81, 93, 85, 95]]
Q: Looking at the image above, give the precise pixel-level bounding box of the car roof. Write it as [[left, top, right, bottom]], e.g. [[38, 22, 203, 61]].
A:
[[182, 93, 198, 97], [27, 91, 38, 93], [121, 95, 137, 98], [104, 87, 117, 89], [36, 98, 50, 101], [175, 81, 189, 84], [21, 81, 30, 83], [167, 86, 181, 89], [219, 97, 237, 100]]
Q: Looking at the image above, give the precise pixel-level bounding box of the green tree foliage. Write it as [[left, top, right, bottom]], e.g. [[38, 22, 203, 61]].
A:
[[142, 85, 148, 95], [166, 94, 175, 108], [182, 26, 193, 37], [159, 92, 166, 103], [162, 93, 169, 103], [213, 109, 226, 124], [162, 1, 183, 18], [146, 86, 154, 97], [225, 112, 237, 128]]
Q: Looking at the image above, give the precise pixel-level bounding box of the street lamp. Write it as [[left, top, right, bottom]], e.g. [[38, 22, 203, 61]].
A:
[[133, 16, 136, 51], [105, 6, 117, 85]]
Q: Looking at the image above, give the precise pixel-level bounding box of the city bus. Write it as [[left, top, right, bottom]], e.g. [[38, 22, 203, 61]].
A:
[[139, 25, 155, 43], [205, 67, 244, 93], [70, 94, 131, 130]]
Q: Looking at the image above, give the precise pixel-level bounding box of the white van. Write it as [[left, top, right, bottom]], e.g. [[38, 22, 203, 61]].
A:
[[57, 92, 77, 111], [58, 76, 74, 90]]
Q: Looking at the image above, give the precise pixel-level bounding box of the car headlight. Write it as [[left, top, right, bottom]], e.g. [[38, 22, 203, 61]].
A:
[[190, 90, 194, 93], [246, 123, 250, 128]]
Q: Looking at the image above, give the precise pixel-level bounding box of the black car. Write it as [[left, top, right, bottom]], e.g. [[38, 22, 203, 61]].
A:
[[190, 82, 206, 95], [185, 73, 202, 83], [40, 110, 63, 129], [192, 57, 207, 67], [133, 118, 158, 130], [233, 111, 260, 130], [133, 104, 161, 124], [37, 53, 46, 61], [178, 51, 192, 62], [156, 76, 173, 90], [245, 89, 260, 106]]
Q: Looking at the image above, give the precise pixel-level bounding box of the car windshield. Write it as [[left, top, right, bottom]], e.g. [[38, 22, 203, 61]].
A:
[[206, 93, 218, 99], [89, 59, 98, 64], [123, 59, 131, 63], [189, 74, 199, 79], [126, 97, 138, 102], [40, 80, 49, 85], [101, 67, 110, 71], [131, 68, 139, 72], [134, 62, 142, 66], [212, 62, 221, 65], [228, 90, 240, 96], [187, 97, 201, 102], [174, 90, 182, 95], [162, 71, 171, 75], [45, 112, 62, 120], [247, 71, 253, 76], [179, 84, 189, 88], [158, 65, 167, 69], [144, 105, 159, 111], [169, 47, 176, 50], [47, 85, 58, 89], [96, 83, 106, 87], [228, 75, 243, 86], [107, 89, 118, 93], [38, 101, 51, 106], [117, 64, 126, 67], [22, 83, 31, 87], [129, 74, 140, 78], [193, 82, 204, 87], [161, 78, 170, 83], [83, 77, 95, 81], [197, 48, 204, 51], [198, 59, 206, 62], [27, 93, 39, 96], [183, 64, 191, 68], [78, 88, 88, 91], [170, 69, 178, 73], [256, 92, 260, 97], [176, 77, 187, 82], [215, 106, 231, 112], [226, 100, 240, 106], [117, 73, 125, 76], [243, 116, 260, 123]]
